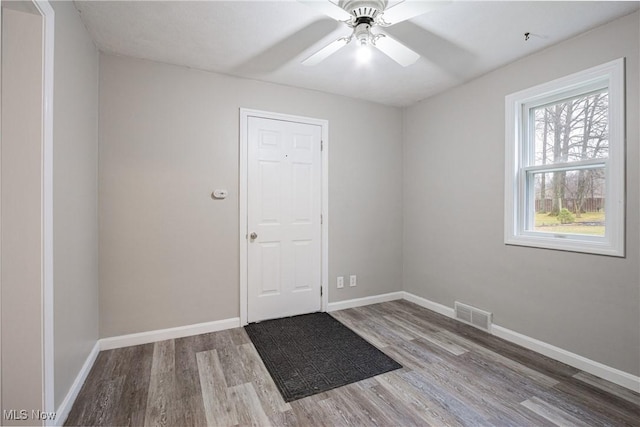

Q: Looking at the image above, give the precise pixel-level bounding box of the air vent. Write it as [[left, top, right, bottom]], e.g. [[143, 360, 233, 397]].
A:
[[454, 302, 492, 332]]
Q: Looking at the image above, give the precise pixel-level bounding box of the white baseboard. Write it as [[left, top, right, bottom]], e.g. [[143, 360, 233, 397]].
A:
[[100, 317, 241, 350], [491, 325, 640, 393], [327, 291, 404, 312], [401, 291, 640, 393], [54, 317, 240, 425], [55, 341, 100, 426], [402, 291, 455, 318], [53, 293, 639, 426]]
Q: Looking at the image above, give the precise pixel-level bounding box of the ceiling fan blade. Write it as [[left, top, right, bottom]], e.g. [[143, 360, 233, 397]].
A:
[[298, 0, 353, 22], [302, 37, 349, 66], [380, 0, 449, 25], [374, 34, 420, 66]]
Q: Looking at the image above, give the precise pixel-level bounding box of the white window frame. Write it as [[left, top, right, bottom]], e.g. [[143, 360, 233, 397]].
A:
[[504, 58, 625, 257]]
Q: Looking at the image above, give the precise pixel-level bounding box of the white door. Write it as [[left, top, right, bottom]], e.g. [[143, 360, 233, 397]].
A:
[[247, 116, 322, 323]]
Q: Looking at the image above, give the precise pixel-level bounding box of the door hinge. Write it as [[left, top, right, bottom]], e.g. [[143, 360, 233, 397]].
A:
[[321, 140, 324, 151], [320, 287, 323, 297], [321, 214, 323, 224]]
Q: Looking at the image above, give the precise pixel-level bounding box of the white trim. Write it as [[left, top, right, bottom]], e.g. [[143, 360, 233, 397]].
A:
[[401, 291, 455, 318], [401, 292, 639, 393], [321, 120, 329, 313], [239, 108, 329, 326], [28, 0, 56, 422], [54, 317, 240, 424], [99, 317, 241, 351], [492, 325, 640, 393], [54, 342, 100, 426], [0, 0, 4, 413], [327, 291, 404, 312], [239, 109, 248, 326], [504, 58, 626, 257], [49, 292, 640, 424]]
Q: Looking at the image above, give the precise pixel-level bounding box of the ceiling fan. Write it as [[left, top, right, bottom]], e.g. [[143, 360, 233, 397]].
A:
[[300, 0, 446, 66]]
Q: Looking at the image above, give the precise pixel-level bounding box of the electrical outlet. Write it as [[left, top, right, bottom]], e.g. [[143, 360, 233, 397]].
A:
[[337, 276, 344, 289], [349, 275, 357, 287]]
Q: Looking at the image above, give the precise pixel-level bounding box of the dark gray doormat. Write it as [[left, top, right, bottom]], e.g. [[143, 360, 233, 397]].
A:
[[244, 312, 402, 402]]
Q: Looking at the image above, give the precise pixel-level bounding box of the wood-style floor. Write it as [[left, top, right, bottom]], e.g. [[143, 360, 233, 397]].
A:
[[65, 300, 640, 426]]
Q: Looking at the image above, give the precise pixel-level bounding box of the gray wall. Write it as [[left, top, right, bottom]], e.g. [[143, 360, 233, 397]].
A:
[[1, 6, 44, 424], [99, 54, 403, 337], [51, 1, 99, 409], [402, 12, 639, 376]]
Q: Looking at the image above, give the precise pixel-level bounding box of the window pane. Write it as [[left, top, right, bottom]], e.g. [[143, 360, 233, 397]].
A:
[[533, 91, 609, 165], [530, 168, 605, 236]]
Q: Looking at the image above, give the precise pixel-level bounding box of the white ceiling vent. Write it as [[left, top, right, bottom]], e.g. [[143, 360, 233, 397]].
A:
[[454, 301, 492, 332]]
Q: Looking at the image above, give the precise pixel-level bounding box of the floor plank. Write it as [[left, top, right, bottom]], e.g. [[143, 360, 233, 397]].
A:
[[65, 301, 640, 426], [521, 396, 591, 427], [196, 349, 238, 426], [237, 342, 292, 415], [573, 371, 640, 405], [228, 382, 273, 427]]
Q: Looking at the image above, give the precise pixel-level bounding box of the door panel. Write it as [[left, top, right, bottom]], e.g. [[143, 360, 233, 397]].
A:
[[247, 117, 321, 322], [292, 240, 313, 290], [259, 242, 281, 295], [258, 161, 281, 224]]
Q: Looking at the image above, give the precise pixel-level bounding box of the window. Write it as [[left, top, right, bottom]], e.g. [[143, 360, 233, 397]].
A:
[[505, 59, 625, 256]]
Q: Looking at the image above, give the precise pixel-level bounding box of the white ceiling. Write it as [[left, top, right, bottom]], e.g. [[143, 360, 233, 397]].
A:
[[75, 0, 639, 107]]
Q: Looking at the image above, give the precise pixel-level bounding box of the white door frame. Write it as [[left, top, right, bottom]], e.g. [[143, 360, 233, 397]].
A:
[[239, 108, 328, 326], [36, 0, 55, 419], [0, 0, 55, 420]]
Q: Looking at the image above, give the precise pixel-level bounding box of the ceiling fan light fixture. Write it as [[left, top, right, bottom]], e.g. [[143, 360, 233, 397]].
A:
[[300, 0, 428, 67], [356, 44, 372, 63], [354, 22, 372, 45]]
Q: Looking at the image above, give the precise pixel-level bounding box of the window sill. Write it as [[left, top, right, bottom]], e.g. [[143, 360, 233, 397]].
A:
[[505, 233, 624, 257]]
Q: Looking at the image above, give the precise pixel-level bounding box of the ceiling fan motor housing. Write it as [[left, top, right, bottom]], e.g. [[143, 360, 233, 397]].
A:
[[340, 0, 387, 45], [339, 0, 388, 21], [302, 0, 425, 67]]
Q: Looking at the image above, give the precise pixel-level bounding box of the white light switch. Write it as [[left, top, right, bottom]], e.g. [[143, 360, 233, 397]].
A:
[[212, 189, 228, 199]]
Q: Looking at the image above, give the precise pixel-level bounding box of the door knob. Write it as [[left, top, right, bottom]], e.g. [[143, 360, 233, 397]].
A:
[[250, 232, 258, 240]]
